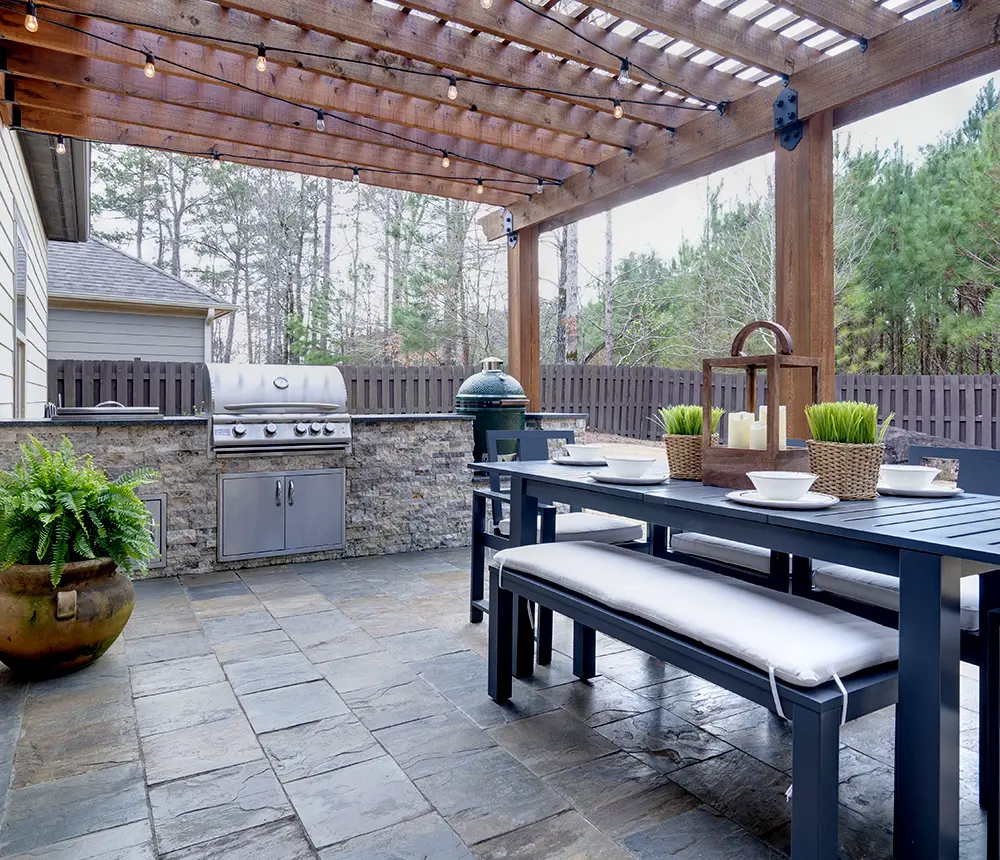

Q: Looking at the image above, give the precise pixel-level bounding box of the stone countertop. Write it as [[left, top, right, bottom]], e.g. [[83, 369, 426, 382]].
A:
[[0, 413, 473, 428]]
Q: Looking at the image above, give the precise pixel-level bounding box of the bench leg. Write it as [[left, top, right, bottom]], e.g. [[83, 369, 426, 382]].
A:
[[470, 494, 486, 623], [650, 524, 669, 558], [573, 622, 596, 681], [988, 607, 1000, 858], [537, 607, 553, 665], [791, 704, 840, 860], [513, 596, 535, 679], [790, 555, 812, 598], [769, 551, 790, 593], [488, 568, 512, 703]]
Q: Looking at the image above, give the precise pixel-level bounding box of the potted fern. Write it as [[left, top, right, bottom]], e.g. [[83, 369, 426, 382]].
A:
[[654, 405, 723, 481], [0, 438, 158, 676], [805, 402, 893, 500]]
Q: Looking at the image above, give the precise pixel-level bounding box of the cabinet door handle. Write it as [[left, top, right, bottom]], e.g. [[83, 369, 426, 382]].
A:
[[288, 480, 295, 506], [275, 479, 283, 506]]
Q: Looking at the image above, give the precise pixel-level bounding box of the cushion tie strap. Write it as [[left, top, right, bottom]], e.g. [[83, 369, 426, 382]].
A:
[[833, 672, 849, 726], [496, 559, 506, 589], [768, 666, 787, 721]]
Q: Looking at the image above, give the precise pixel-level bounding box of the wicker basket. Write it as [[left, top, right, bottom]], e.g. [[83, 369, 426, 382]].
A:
[[664, 434, 716, 481], [807, 440, 885, 500]]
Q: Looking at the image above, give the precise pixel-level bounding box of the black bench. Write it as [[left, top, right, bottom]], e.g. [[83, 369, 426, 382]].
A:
[[488, 543, 899, 860]]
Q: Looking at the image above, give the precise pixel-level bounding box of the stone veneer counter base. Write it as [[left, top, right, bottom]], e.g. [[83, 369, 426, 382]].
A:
[[0, 413, 587, 578]]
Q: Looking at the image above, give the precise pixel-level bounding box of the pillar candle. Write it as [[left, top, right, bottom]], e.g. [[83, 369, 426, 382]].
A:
[[759, 406, 787, 449], [749, 420, 768, 450], [727, 412, 753, 449]]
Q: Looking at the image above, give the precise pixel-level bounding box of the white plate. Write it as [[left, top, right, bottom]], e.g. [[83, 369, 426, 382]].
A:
[[726, 490, 839, 510], [550, 456, 606, 467], [589, 469, 669, 486], [877, 483, 965, 498]]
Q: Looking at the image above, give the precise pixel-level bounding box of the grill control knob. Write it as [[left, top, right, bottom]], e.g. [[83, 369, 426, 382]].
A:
[[264, 422, 278, 437], [323, 422, 337, 435], [232, 423, 247, 438], [309, 422, 322, 435], [294, 422, 308, 436]]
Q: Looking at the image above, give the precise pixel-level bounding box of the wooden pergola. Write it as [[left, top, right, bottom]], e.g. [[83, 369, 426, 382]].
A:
[[1, 0, 998, 435]]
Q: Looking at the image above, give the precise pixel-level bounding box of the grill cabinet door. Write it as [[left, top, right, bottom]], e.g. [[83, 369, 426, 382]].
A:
[[283, 470, 346, 553], [219, 474, 286, 560]]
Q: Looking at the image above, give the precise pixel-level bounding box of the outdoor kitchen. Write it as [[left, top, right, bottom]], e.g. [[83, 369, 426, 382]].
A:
[[0, 363, 583, 578]]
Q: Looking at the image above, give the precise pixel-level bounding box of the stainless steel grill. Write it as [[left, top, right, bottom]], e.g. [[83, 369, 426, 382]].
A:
[[207, 364, 352, 455]]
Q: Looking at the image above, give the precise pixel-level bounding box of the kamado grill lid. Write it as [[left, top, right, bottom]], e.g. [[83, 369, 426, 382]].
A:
[[455, 357, 529, 406]]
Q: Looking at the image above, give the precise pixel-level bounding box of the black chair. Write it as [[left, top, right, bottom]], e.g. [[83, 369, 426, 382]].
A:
[[801, 444, 1000, 808], [469, 429, 645, 662]]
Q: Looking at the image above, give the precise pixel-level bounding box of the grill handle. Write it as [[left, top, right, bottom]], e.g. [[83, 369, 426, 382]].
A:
[[222, 403, 341, 413], [275, 480, 283, 507], [288, 480, 295, 506]]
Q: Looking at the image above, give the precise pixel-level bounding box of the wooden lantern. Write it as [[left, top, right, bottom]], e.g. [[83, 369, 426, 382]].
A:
[[701, 321, 821, 490]]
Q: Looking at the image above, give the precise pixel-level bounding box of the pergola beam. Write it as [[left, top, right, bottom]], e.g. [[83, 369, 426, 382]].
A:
[[583, 0, 821, 74], [17, 108, 514, 204], [42, 0, 657, 146], [4, 48, 551, 185], [393, 0, 756, 106], [482, 0, 1000, 240], [10, 78, 533, 199], [0, 8, 615, 168], [779, 1, 901, 40]]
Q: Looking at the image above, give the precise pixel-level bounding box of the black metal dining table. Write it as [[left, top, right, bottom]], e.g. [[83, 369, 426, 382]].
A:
[[477, 459, 1000, 860]]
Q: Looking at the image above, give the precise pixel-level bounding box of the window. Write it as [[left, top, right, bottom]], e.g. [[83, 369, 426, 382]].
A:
[[13, 215, 27, 419]]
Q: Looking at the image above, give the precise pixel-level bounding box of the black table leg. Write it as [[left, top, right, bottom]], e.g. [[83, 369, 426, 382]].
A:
[[894, 550, 961, 860], [980, 572, 1000, 810], [509, 477, 538, 677], [988, 606, 1000, 859], [488, 567, 512, 703], [470, 492, 486, 623], [792, 703, 840, 860]]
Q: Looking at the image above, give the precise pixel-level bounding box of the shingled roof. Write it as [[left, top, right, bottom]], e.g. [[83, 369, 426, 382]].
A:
[[47, 238, 236, 311]]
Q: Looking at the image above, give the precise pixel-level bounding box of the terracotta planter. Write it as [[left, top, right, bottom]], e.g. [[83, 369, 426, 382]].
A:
[[807, 440, 885, 500], [0, 558, 135, 677]]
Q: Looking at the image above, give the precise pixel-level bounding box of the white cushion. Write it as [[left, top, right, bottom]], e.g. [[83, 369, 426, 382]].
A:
[[812, 563, 980, 631], [497, 512, 643, 545], [671, 532, 774, 575], [494, 542, 898, 687]]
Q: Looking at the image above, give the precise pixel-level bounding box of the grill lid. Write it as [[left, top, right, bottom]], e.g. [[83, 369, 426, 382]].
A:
[[208, 364, 349, 415], [455, 357, 528, 406]]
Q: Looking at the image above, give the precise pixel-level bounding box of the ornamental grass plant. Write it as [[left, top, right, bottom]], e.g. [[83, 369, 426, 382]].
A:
[[654, 405, 724, 436], [804, 401, 893, 445]]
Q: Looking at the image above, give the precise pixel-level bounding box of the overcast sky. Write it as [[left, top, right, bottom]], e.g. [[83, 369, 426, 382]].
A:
[[537, 71, 999, 301]]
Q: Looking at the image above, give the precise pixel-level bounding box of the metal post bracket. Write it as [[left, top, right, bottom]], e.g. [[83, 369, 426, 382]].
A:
[[774, 86, 803, 151], [504, 210, 518, 249]]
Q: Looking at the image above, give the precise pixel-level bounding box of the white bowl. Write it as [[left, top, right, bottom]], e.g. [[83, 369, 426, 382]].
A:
[[879, 464, 940, 491], [564, 443, 603, 462], [746, 471, 818, 502], [604, 455, 656, 478]]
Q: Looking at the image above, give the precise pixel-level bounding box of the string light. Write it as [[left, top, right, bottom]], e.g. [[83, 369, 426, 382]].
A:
[[352, 167, 360, 184], [212, 150, 222, 169], [480, 0, 493, 8], [612, 98, 624, 120], [441, 151, 451, 169], [143, 53, 156, 78], [315, 110, 326, 132], [476, 178, 484, 195], [618, 57, 630, 85], [55, 135, 66, 155], [536, 178, 543, 194], [255, 44, 267, 73], [24, 0, 37, 31], [447, 76, 459, 101]]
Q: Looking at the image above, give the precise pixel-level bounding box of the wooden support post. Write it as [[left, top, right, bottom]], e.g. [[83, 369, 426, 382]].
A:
[[775, 111, 834, 440], [507, 224, 541, 410]]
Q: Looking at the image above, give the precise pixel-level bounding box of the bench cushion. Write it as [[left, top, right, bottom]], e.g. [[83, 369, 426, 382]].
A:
[[497, 512, 643, 545], [812, 563, 980, 631], [670, 532, 774, 575], [494, 541, 898, 687]]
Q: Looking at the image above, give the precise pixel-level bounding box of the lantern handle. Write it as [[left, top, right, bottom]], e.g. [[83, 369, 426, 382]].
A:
[[730, 321, 794, 357]]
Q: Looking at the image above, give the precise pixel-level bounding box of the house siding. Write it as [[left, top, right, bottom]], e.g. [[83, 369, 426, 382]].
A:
[[47, 307, 207, 362], [0, 126, 47, 419]]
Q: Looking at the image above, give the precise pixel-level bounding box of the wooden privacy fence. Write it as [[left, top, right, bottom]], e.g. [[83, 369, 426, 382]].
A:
[[49, 360, 207, 416], [47, 361, 1000, 448]]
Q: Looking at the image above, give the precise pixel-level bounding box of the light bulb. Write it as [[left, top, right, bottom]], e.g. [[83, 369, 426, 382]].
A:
[[55, 135, 66, 155], [447, 76, 458, 101], [441, 152, 451, 169], [618, 57, 630, 84], [212, 151, 222, 169], [144, 53, 156, 78], [24, 2, 37, 32], [352, 168, 360, 184], [612, 97, 624, 120], [316, 111, 326, 132], [476, 178, 484, 195], [255, 44, 267, 73], [480, 0, 493, 8], [536, 178, 544, 194]]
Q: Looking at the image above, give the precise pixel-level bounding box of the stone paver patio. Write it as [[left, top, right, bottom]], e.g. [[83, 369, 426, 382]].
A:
[[0, 548, 987, 858]]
